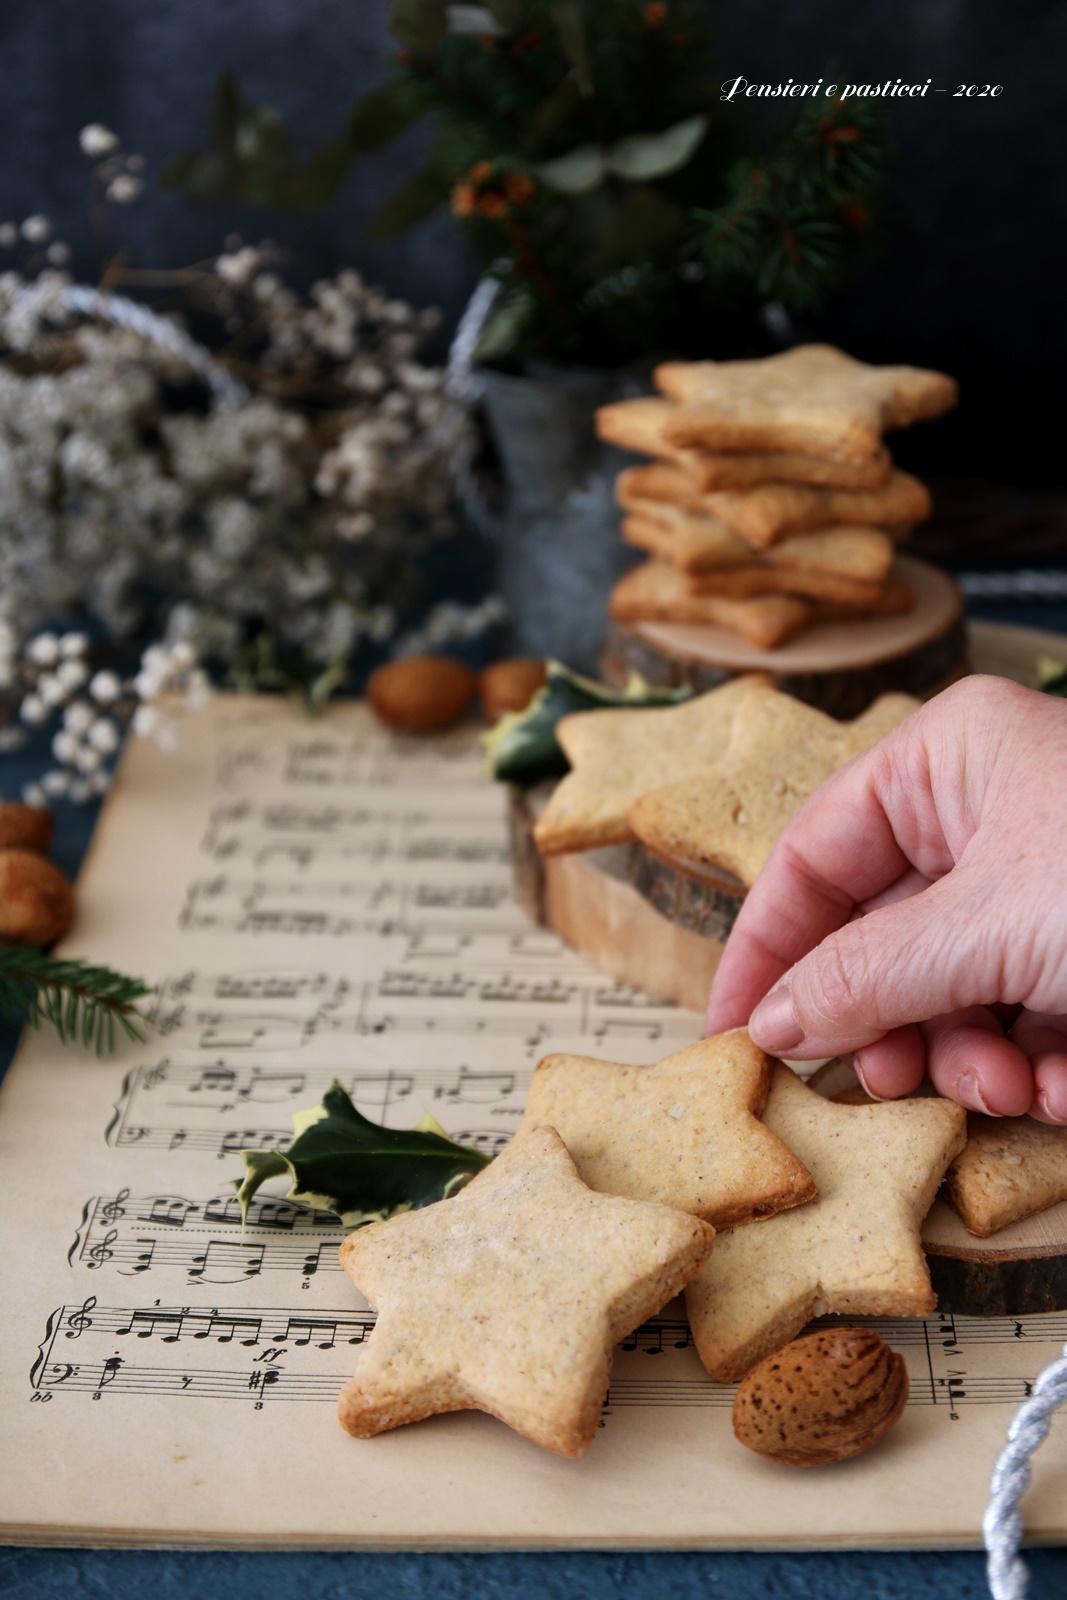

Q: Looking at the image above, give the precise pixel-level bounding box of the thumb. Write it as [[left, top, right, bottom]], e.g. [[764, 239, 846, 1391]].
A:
[[747, 869, 991, 1058]]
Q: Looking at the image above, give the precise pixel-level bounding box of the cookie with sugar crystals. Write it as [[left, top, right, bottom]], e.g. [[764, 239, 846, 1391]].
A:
[[516, 1030, 816, 1228], [631, 681, 919, 888], [599, 399, 893, 489], [686, 1063, 966, 1381], [533, 675, 761, 856], [337, 1124, 713, 1457], [656, 344, 957, 461], [609, 561, 815, 649], [944, 1115, 1067, 1237], [697, 470, 930, 551]]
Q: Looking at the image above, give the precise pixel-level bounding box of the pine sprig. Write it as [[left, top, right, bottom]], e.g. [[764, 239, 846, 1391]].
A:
[[0, 948, 153, 1054]]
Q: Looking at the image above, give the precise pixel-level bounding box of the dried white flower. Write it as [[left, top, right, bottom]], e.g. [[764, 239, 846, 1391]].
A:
[[88, 670, 122, 704], [106, 175, 142, 205], [56, 658, 88, 691], [87, 717, 120, 753], [63, 701, 95, 734], [19, 694, 48, 725], [27, 632, 60, 666], [80, 124, 119, 157], [20, 215, 51, 243], [131, 704, 159, 737], [46, 242, 72, 266], [0, 223, 18, 250], [21, 781, 48, 807]]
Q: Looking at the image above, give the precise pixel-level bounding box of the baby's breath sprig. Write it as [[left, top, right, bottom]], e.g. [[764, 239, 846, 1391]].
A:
[[1, 628, 211, 807]]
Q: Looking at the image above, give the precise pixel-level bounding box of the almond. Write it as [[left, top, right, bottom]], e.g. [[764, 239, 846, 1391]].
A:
[[0, 802, 54, 855], [0, 848, 76, 946], [479, 658, 547, 723], [367, 657, 477, 733], [732, 1326, 908, 1467]]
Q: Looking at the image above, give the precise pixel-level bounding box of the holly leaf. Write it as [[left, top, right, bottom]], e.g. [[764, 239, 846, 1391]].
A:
[[484, 660, 693, 786], [606, 115, 709, 182], [234, 1079, 492, 1228]]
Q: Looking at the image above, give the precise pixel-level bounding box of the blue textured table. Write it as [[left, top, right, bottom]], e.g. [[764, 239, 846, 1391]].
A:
[[3, 597, 1067, 1600]]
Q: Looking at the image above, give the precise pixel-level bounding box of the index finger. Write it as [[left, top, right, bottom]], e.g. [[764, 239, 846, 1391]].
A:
[[705, 733, 943, 1034]]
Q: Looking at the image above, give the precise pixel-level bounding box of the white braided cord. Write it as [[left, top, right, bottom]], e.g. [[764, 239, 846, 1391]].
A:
[[960, 570, 1067, 600], [984, 1341, 1067, 1599]]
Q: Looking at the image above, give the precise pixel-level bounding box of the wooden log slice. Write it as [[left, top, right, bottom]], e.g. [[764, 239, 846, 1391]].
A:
[[601, 554, 968, 718]]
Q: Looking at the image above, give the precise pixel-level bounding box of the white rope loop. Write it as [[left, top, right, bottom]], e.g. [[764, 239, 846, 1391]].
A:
[[984, 1341, 1067, 1599]]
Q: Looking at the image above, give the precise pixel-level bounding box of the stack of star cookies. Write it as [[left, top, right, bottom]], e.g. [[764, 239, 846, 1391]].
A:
[[597, 344, 958, 650]]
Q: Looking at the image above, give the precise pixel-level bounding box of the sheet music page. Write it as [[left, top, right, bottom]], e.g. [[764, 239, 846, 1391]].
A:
[[2, 693, 1065, 1549]]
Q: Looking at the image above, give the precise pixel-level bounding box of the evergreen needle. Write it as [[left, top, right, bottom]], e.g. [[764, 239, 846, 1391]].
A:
[[0, 948, 153, 1055]]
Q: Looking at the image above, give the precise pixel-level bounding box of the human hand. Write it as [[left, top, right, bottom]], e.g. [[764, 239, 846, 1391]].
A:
[[705, 675, 1067, 1122]]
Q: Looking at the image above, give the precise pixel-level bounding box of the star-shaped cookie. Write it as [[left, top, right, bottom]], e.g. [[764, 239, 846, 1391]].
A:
[[533, 675, 761, 855], [944, 1115, 1067, 1237], [515, 1031, 815, 1227], [631, 683, 919, 888], [337, 1124, 714, 1457], [685, 1063, 967, 1381], [656, 344, 957, 462]]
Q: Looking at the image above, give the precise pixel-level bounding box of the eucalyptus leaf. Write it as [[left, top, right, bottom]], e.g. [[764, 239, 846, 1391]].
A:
[[367, 164, 452, 238], [597, 186, 685, 272], [390, 0, 448, 51], [606, 115, 709, 182], [234, 1079, 492, 1228], [472, 289, 536, 364], [484, 660, 693, 786], [486, 0, 521, 28], [535, 144, 605, 195], [550, 1, 591, 90], [211, 73, 241, 154], [447, 4, 503, 33], [348, 84, 420, 153]]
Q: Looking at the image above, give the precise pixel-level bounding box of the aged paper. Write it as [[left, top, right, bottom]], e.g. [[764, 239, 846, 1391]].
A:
[[1, 694, 1065, 1549]]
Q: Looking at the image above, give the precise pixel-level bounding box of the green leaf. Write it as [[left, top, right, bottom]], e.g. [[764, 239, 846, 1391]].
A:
[[484, 660, 693, 786], [446, 4, 503, 33], [606, 115, 709, 182], [211, 72, 241, 154], [550, 2, 591, 91], [597, 186, 685, 272], [234, 1079, 492, 1227], [485, 0, 521, 28], [390, 0, 448, 51], [367, 164, 452, 238], [535, 143, 605, 195], [471, 286, 537, 363], [347, 84, 420, 153]]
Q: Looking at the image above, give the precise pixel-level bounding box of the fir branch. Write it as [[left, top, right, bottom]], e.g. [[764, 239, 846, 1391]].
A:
[[0, 948, 153, 1054]]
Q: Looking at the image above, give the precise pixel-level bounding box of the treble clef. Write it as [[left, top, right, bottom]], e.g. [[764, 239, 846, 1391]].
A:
[[87, 1230, 118, 1269], [100, 1188, 129, 1224], [65, 1295, 97, 1338]]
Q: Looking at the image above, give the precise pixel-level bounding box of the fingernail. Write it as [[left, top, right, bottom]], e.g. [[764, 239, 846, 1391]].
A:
[[956, 1073, 994, 1114], [1036, 1088, 1067, 1125], [852, 1054, 888, 1103], [750, 985, 805, 1052]]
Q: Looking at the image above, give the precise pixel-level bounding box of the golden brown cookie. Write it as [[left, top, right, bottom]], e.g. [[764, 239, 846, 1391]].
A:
[[620, 498, 895, 583], [944, 1115, 1067, 1237], [515, 1031, 816, 1227], [599, 398, 892, 487], [337, 1125, 714, 1457], [630, 682, 919, 887], [608, 561, 815, 649], [656, 344, 958, 461], [697, 471, 930, 550], [685, 1063, 967, 1381], [533, 676, 760, 855]]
